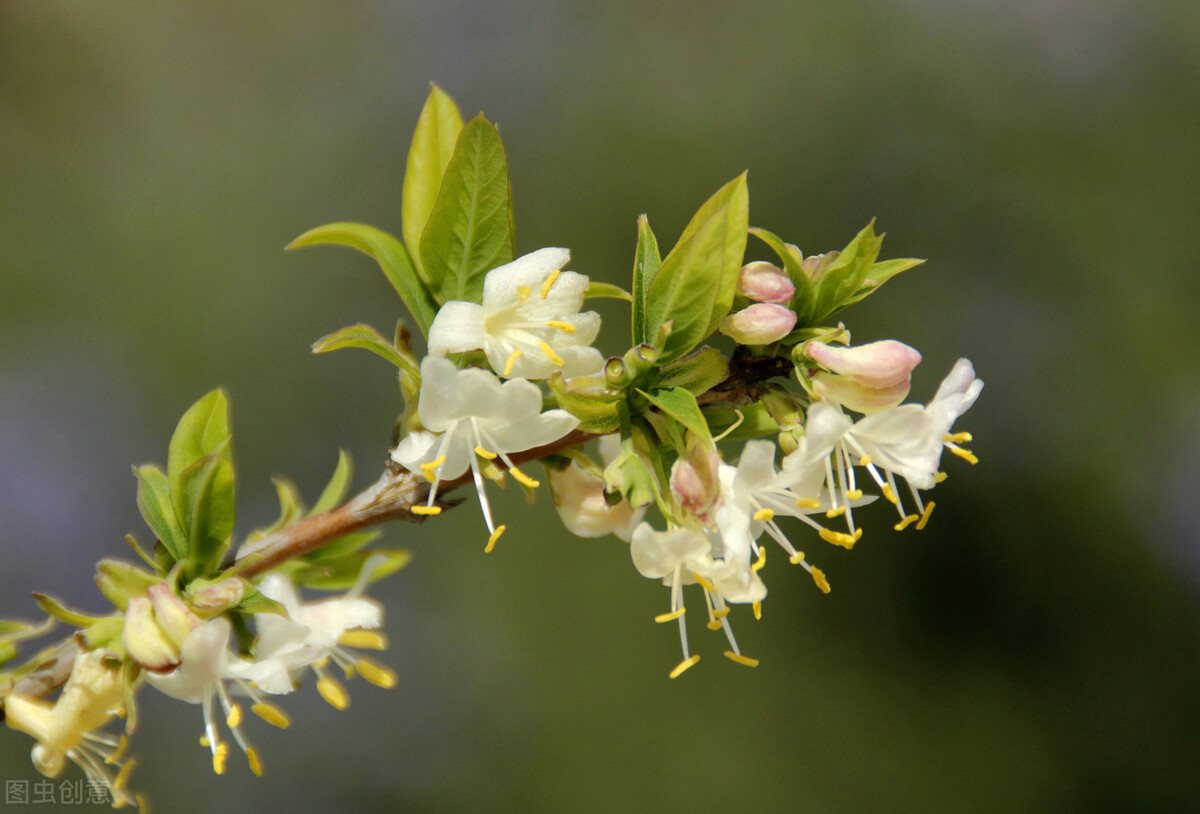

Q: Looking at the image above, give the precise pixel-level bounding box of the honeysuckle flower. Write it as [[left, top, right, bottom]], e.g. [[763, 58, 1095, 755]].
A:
[[392, 356, 580, 550], [122, 596, 181, 672], [737, 261, 795, 304], [719, 303, 797, 345], [926, 358, 984, 464], [237, 561, 395, 710], [3, 649, 140, 809], [810, 371, 914, 414], [547, 456, 642, 540], [145, 617, 289, 777], [427, 247, 604, 379], [807, 340, 922, 413]]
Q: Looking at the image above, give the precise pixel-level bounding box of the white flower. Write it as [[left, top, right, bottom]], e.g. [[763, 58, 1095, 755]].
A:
[[392, 356, 580, 549], [548, 460, 642, 540], [238, 561, 395, 710], [145, 618, 288, 777], [3, 649, 139, 808], [427, 247, 604, 379]]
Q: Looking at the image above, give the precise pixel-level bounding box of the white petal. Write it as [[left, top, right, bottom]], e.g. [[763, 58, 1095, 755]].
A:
[[428, 301, 487, 356], [391, 430, 439, 471], [482, 248, 571, 305], [486, 408, 579, 454]]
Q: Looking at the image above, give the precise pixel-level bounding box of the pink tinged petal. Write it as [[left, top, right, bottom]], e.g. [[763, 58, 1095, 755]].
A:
[[427, 301, 488, 356], [737, 261, 795, 304], [719, 303, 797, 345], [481, 247, 571, 304], [806, 339, 922, 389], [812, 372, 912, 413]]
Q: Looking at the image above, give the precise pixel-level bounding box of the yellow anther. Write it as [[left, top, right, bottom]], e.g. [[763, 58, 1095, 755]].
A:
[[819, 528, 861, 549], [753, 508, 775, 522], [251, 703, 291, 730], [826, 506, 846, 518], [752, 601, 763, 620], [339, 630, 388, 650], [517, 284, 532, 302], [317, 675, 350, 711], [944, 432, 973, 443], [668, 654, 701, 679], [113, 756, 136, 791], [419, 456, 446, 483], [502, 349, 523, 377], [811, 567, 831, 594], [950, 446, 979, 465], [935, 471, 948, 483], [707, 620, 723, 631], [474, 445, 498, 460], [795, 497, 821, 510], [789, 551, 806, 565], [859, 455, 873, 466], [752, 547, 767, 572], [226, 703, 242, 729], [724, 651, 760, 668], [916, 501, 936, 530], [411, 505, 442, 516], [655, 608, 686, 623], [893, 514, 920, 531], [509, 466, 540, 488], [712, 607, 730, 619], [356, 657, 398, 689], [881, 484, 898, 504], [314, 656, 331, 670], [546, 320, 576, 334], [690, 572, 717, 593], [106, 735, 129, 765], [537, 341, 564, 367], [846, 489, 864, 500], [246, 747, 263, 778], [213, 742, 229, 776], [540, 269, 561, 298], [199, 735, 210, 748], [485, 524, 506, 553]]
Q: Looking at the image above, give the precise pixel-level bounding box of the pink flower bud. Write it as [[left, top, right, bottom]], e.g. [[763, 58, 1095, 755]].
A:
[[190, 578, 246, 617], [669, 437, 722, 522], [737, 261, 795, 304], [719, 303, 797, 345], [806, 339, 921, 389], [811, 372, 912, 413]]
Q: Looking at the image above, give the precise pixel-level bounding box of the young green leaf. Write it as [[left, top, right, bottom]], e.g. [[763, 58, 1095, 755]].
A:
[[652, 346, 729, 397], [645, 174, 749, 362], [285, 549, 412, 591], [312, 323, 421, 380], [837, 255, 925, 309], [631, 214, 662, 345], [637, 386, 713, 445], [32, 593, 108, 628], [748, 226, 817, 327], [420, 114, 515, 305], [309, 449, 353, 516], [402, 84, 465, 284], [288, 222, 438, 336], [94, 559, 161, 611], [174, 455, 236, 580], [134, 464, 187, 563], [168, 389, 230, 496], [811, 221, 883, 322], [585, 281, 633, 302]]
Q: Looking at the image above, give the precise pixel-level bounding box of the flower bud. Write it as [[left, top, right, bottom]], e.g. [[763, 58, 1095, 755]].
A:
[[147, 583, 199, 649], [737, 261, 795, 304], [190, 578, 246, 617], [811, 371, 912, 413], [122, 596, 180, 672], [719, 303, 797, 345], [800, 251, 838, 283], [548, 461, 641, 540], [669, 436, 722, 523], [806, 339, 922, 389]]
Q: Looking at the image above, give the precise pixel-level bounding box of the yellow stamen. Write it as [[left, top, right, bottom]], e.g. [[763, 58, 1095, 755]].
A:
[[213, 742, 229, 775], [668, 654, 701, 679], [502, 349, 523, 377], [546, 320, 576, 333], [811, 567, 831, 594], [752, 601, 763, 620], [419, 456, 445, 483], [251, 703, 291, 730], [789, 551, 806, 565], [795, 497, 821, 510], [826, 506, 846, 518], [540, 269, 561, 298], [226, 704, 242, 729], [474, 445, 498, 460], [317, 675, 350, 711], [537, 341, 564, 367], [753, 508, 775, 522], [199, 736, 209, 748], [707, 620, 723, 631], [517, 284, 532, 302], [411, 505, 442, 516], [712, 607, 730, 619], [106, 735, 129, 765], [846, 489, 863, 500], [881, 485, 898, 504], [752, 547, 767, 572], [893, 514, 920, 531], [246, 747, 263, 778], [356, 657, 398, 689], [485, 524, 506, 553], [690, 572, 717, 593], [916, 501, 936, 530], [724, 651, 760, 668], [339, 630, 388, 650], [944, 431, 973, 443], [509, 466, 540, 488], [819, 528, 861, 549], [655, 608, 685, 623], [950, 446, 979, 465], [935, 471, 948, 483], [113, 756, 136, 791], [859, 455, 873, 466]]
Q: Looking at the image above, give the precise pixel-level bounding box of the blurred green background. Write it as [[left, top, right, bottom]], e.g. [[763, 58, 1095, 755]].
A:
[[3, 1, 1199, 812]]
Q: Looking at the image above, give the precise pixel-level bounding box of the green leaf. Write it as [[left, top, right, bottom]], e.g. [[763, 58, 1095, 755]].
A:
[[838, 256, 925, 309], [547, 373, 623, 434], [174, 455, 236, 580], [288, 222, 438, 336], [134, 464, 187, 563], [32, 593, 107, 628], [81, 616, 125, 652], [303, 529, 382, 563], [704, 402, 781, 442], [168, 389, 230, 496], [585, 281, 633, 302], [631, 214, 661, 345], [310, 449, 353, 516], [312, 323, 421, 380], [95, 559, 161, 611], [285, 549, 412, 591], [402, 84, 465, 284], [812, 221, 883, 322], [749, 226, 817, 327], [645, 174, 749, 362], [420, 114, 514, 304], [652, 346, 729, 397], [245, 477, 304, 543], [637, 387, 713, 445]]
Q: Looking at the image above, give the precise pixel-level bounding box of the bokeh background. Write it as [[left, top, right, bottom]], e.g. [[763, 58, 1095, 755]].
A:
[[3, 2, 1199, 812]]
